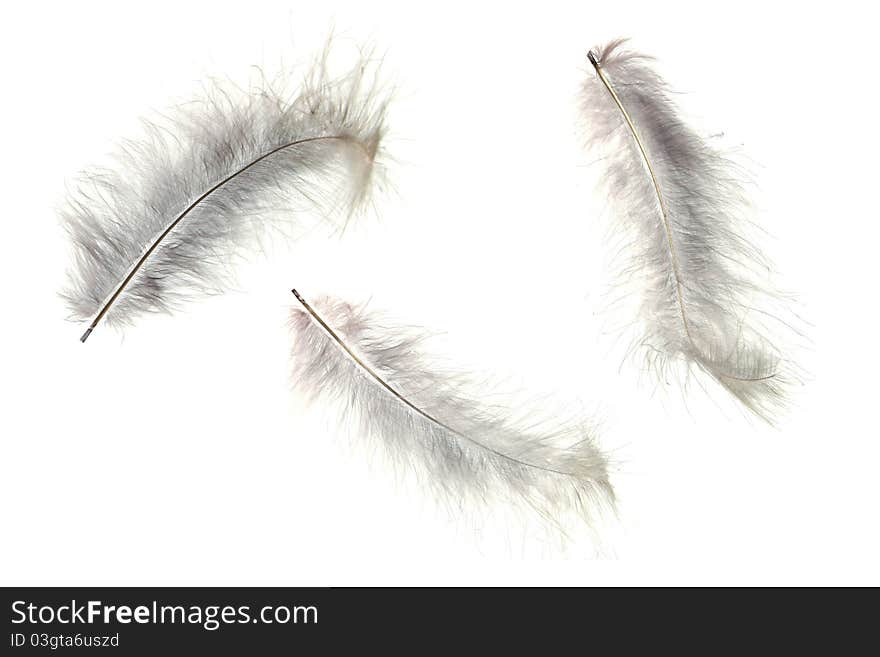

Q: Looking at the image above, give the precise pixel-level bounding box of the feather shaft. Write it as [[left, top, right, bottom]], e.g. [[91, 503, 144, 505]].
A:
[[289, 292, 613, 524], [291, 290, 578, 476], [588, 51, 694, 344], [80, 135, 366, 342], [63, 50, 389, 340]]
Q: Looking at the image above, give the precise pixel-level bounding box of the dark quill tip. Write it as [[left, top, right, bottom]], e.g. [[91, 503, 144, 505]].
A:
[[587, 50, 600, 69], [291, 288, 309, 308], [79, 327, 93, 343]]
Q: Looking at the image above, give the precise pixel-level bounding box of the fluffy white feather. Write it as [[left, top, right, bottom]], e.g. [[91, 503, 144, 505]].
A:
[[289, 291, 614, 526], [583, 39, 799, 422], [62, 47, 389, 341]]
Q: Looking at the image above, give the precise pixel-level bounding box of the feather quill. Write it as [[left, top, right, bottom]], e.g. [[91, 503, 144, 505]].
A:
[[62, 48, 389, 341], [582, 39, 797, 422], [289, 290, 613, 525]]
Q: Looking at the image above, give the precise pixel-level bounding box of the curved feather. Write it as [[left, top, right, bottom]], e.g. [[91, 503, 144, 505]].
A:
[[583, 39, 797, 422], [289, 291, 613, 525], [62, 50, 389, 341]]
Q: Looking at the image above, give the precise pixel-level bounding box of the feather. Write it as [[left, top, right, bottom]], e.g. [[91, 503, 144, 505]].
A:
[[62, 47, 389, 342], [289, 290, 614, 526], [582, 39, 798, 422]]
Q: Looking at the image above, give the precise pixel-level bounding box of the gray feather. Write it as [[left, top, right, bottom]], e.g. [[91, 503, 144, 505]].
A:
[[289, 294, 614, 525], [583, 39, 798, 422], [62, 50, 389, 336]]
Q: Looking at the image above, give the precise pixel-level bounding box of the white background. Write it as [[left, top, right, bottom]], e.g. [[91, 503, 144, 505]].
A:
[[1, 1, 878, 585]]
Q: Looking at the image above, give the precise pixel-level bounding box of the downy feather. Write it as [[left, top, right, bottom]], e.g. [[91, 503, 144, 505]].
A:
[[289, 291, 614, 526], [582, 39, 798, 422], [62, 47, 389, 341]]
